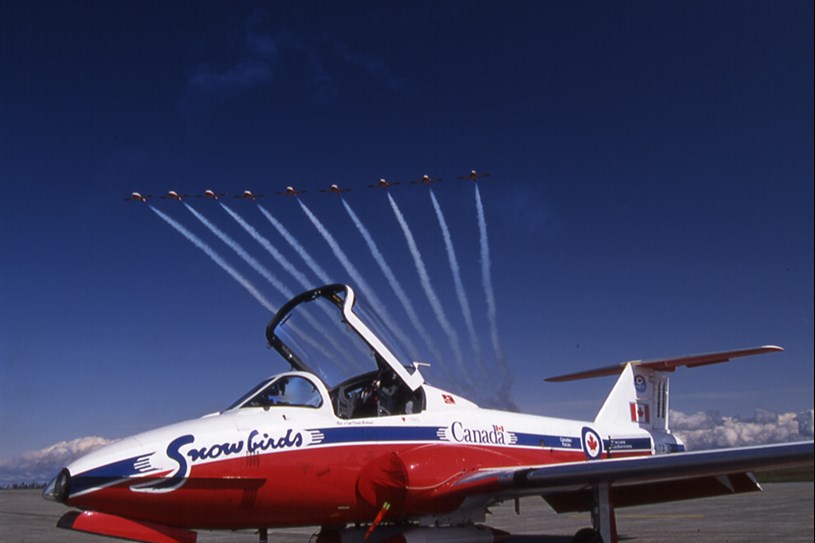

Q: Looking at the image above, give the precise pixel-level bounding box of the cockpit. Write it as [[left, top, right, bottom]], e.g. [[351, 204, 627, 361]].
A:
[[229, 285, 427, 419], [226, 374, 324, 410]]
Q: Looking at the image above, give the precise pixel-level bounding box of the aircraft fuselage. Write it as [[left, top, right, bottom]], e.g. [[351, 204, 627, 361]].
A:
[[56, 382, 653, 530]]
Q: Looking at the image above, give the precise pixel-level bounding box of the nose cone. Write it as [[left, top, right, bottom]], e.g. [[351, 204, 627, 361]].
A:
[[41, 437, 146, 504], [43, 468, 71, 503]]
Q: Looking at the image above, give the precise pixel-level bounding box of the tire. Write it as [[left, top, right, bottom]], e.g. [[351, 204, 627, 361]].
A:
[[573, 527, 603, 543]]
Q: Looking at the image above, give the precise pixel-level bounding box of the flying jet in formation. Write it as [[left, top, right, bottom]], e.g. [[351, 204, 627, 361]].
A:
[[196, 190, 225, 200], [457, 170, 491, 181], [277, 186, 307, 197], [45, 284, 813, 543], [160, 191, 189, 201], [410, 174, 443, 186], [124, 192, 152, 202], [234, 190, 264, 200], [368, 178, 400, 190], [320, 184, 352, 195]]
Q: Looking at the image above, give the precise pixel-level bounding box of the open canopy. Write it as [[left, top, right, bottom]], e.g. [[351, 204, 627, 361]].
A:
[[265, 284, 424, 391]]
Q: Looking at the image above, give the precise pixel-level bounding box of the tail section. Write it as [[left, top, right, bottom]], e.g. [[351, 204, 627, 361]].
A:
[[546, 346, 784, 454], [594, 363, 681, 453]]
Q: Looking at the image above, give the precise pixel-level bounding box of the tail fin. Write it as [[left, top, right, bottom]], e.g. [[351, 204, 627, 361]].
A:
[[594, 363, 669, 433], [546, 346, 783, 454]]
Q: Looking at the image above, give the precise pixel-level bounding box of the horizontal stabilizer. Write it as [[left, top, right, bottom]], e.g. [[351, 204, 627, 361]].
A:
[[545, 345, 783, 382]]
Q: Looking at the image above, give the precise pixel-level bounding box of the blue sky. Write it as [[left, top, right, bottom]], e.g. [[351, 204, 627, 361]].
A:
[[1, 1, 812, 460]]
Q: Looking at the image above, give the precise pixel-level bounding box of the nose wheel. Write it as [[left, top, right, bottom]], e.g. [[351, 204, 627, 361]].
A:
[[258, 528, 268, 543]]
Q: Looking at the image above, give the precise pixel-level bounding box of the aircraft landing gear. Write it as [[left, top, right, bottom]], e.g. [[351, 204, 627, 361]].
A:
[[584, 482, 616, 543], [258, 527, 268, 543]]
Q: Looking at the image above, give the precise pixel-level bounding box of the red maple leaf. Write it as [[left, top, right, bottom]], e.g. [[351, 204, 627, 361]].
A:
[[587, 434, 598, 452]]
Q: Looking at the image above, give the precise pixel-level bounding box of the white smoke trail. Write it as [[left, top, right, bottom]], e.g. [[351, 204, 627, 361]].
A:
[[193, 204, 358, 367], [386, 193, 469, 386], [429, 189, 484, 366], [298, 199, 421, 359], [184, 203, 294, 298], [220, 203, 314, 289], [167, 206, 341, 362], [474, 186, 502, 358], [342, 198, 446, 369], [150, 206, 276, 313], [474, 185, 514, 407], [257, 204, 332, 284]]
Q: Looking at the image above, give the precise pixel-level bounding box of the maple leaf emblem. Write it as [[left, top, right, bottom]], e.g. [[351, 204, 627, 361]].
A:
[[587, 434, 598, 452]]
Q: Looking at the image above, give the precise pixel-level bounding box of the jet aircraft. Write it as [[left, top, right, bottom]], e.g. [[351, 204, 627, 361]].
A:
[[160, 191, 189, 201], [368, 178, 400, 190], [124, 192, 152, 202], [196, 190, 225, 200], [45, 284, 813, 543], [457, 170, 491, 181], [410, 174, 443, 185], [320, 184, 351, 195], [235, 190, 264, 200], [277, 186, 307, 197]]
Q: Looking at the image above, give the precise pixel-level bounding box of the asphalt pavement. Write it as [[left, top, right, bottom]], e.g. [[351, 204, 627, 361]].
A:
[[1, 483, 812, 542]]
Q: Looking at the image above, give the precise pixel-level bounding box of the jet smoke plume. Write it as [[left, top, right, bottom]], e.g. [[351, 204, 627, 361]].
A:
[[184, 203, 292, 299], [429, 189, 485, 372], [220, 203, 314, 290], [474, 186, 514, 408], [342, 198, 447, 374], [257, 204, 332, 284], [151, 206, 276, 312], [298, 199, 420, 358], [387, 193, 470, 390]]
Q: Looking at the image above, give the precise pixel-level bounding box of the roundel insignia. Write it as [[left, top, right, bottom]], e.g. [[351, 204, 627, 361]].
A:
[[581, 427, 603, 460], [634, 374, 647, 394]]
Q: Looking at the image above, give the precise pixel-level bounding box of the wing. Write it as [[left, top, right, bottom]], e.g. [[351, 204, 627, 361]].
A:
[[444, 441, 813, 510]]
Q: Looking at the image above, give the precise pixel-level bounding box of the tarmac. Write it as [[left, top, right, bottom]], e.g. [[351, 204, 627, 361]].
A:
[[1, 483, 812, 542]]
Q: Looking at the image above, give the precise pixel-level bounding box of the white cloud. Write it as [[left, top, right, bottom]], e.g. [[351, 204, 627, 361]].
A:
[[0, 436, 115, 485], [672, 409, 813, 450]]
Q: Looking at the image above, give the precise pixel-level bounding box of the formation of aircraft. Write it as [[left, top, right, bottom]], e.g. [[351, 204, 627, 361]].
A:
[[126, 170, 496, 202], [45, 284, 813, 543]]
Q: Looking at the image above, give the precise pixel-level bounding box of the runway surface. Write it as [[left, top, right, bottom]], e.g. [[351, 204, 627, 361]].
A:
[[1, 483, 812, 542]]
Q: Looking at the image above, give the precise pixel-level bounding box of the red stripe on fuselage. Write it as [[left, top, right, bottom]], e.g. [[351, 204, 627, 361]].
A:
[[67, 443, 648, 529]]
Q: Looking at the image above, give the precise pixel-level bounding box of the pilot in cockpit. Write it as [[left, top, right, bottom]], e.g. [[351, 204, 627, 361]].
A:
[[245, 376, 322, 409]]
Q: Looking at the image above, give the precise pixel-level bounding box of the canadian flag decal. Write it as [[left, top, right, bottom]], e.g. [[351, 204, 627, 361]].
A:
[[630, 402, 650, 423]]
